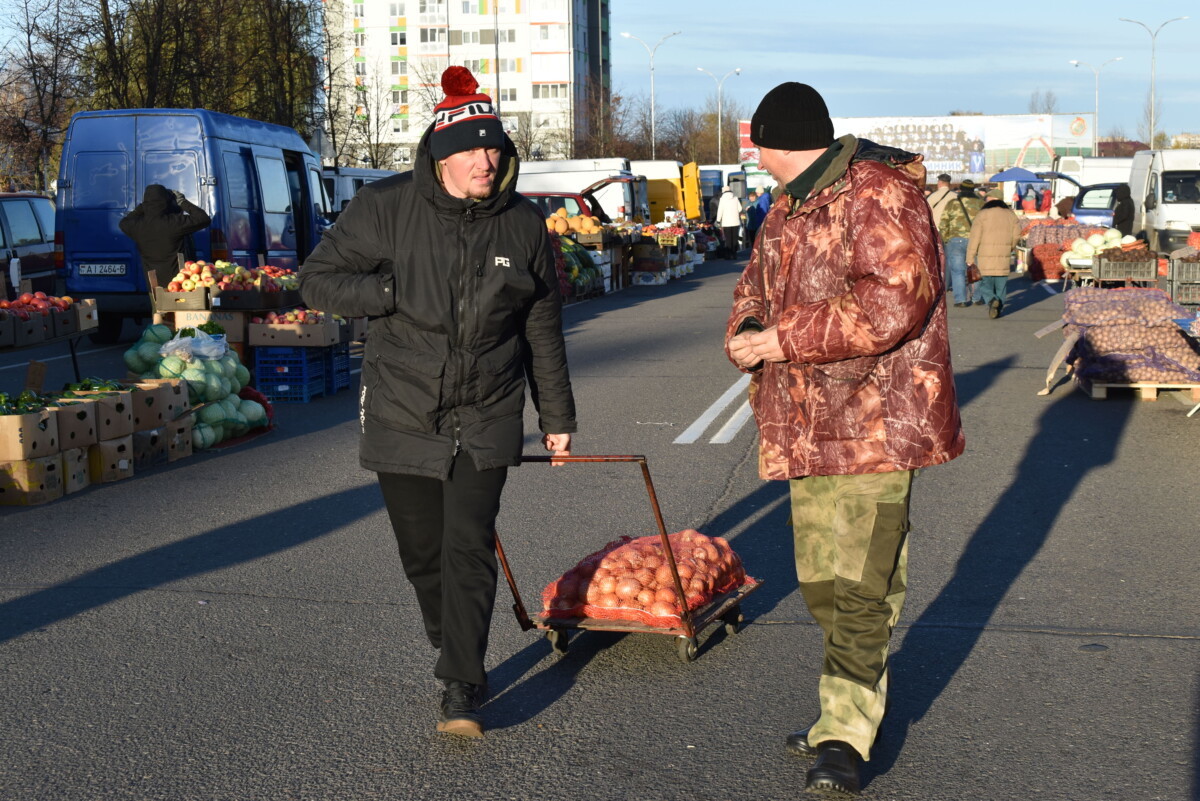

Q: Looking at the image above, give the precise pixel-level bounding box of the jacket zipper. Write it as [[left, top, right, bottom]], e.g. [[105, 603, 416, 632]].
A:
[[451, 207, 476, 456]]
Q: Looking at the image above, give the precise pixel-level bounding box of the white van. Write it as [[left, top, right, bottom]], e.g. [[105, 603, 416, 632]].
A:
[[1128, 149, 1200, 252], [322, 167, 399, 215]]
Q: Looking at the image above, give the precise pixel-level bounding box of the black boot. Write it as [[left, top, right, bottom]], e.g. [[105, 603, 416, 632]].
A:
[[437, 680, 485, 738], [786, 721, 818, 757], [805, 740, 862, 795]]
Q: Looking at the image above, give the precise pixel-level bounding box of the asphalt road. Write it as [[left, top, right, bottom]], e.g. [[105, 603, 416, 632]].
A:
[[2, 261, 1198, 801]]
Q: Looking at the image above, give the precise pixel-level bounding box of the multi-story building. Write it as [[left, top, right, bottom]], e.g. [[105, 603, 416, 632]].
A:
[[320, 0, 610, 167]]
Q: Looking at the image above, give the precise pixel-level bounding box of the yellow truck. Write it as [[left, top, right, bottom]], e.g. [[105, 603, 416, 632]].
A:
[[629, 160, 702, 224]]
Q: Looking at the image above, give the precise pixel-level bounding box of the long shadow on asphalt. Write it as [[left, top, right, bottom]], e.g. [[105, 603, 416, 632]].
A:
[[0, 484, 383, 644], [864, 376, 1135, 788]]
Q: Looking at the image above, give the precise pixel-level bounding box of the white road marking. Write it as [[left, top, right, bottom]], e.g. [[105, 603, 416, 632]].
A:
[[0, 343, 122, 371], [709, 400, 753, 444], [674, 374, 751, 444]]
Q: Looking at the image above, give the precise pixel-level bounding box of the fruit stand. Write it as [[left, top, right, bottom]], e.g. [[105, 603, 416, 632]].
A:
[[0, 292, 100, 381]]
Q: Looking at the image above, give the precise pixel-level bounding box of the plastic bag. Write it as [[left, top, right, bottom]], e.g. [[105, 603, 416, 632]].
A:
[[158, 329, 227, 361], [541, 530, 750, 628]]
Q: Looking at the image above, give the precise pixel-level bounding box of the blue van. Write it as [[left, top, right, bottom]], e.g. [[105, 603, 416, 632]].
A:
[[55, 108, 332, 341]]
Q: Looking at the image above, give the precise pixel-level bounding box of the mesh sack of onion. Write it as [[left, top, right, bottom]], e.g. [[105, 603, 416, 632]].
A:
[[540, 529, 751, 627]]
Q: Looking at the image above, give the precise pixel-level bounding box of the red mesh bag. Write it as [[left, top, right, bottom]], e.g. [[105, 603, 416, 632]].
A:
[[541, 529, 751, 627], [1029, 243, 1068, 282]]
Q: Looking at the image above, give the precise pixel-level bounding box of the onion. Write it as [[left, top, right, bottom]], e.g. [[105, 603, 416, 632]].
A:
[[615, 577, 642, 599], [642, 554, 662, 570], [634, 568, 656, 587], [649, 601, 679, 618], [655, 587, 678, 604], [598, 575, 617, 595], [597, 593, 621, 608], [675, 563, 695, 581], [637, 589, 656, 606], [654, 564, 676, 585]]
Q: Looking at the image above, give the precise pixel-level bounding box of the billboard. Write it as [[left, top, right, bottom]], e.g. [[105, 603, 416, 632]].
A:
[[738, 114, 1095, 182]]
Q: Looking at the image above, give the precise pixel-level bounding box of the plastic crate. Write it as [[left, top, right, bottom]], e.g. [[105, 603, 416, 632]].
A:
[[256, 375, 326, 403], [1093, 257, 1158, 284], [323, 342, 351, 394], [1170, 260, 1200, 284], [254, 346, 325, 386], [1171, 282, 1200, 306]]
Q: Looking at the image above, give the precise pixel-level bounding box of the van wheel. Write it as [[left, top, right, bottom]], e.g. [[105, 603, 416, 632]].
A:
[[89, 314, 125, 344]]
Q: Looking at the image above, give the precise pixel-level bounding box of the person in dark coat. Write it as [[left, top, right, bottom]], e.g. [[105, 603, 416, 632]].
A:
[[299, 67, 576, 740], [1111, 183, 1134, 236], [118, 184, 211, 289]]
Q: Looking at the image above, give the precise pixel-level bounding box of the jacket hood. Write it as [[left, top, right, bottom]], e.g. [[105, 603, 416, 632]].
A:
[[413, 122, 521, 218], [141, 184, 172, 214], [1113, 183, 1131, 199], [791, 135, 927, 207]]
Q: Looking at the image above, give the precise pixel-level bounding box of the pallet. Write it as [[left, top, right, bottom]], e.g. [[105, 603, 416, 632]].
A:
[[1075, 377, 1200, 402]]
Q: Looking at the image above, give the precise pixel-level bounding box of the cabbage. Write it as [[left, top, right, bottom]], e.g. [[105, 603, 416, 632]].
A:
[[1103, 228, 1123, 242], [137, 340, 162, 367], [123, 347, 146, 374], [158, 355, 186, 378], [203, 358, 225, 376], [1086, 234, 1106, 248], [204, 373, 225, 401], [142, 323, 173, 344], [234, 363, 251, 387], [219, 354, 239, 378], [238, 399, 266, 426], [198, 403, 227, 426], [1121, 235, 1138, 245], [1060, 252, 1073, 267], [181, 366, 207, 402], [192, 422, 214, 450], [1073, 243, 1095, 257]]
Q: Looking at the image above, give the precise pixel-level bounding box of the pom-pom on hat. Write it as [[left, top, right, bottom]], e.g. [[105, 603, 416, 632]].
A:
[[430, 66, 505, 161]]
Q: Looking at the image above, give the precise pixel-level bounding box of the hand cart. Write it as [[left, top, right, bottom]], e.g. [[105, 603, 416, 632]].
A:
[[493, 454, 762, 662]]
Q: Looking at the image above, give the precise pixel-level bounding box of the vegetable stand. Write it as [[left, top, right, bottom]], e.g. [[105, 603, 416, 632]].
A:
[[494, 454, 762, 662]]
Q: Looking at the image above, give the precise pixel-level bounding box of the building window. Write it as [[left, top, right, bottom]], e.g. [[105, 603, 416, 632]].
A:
[[353, 3, 364, 17], [532, 83, 567, 99], [391, 31, 407, 46], [389, 2, 405, 14], [537, 24, 565, 40], [354, 62, 367, 76], [354, 32, 367, 46], [419, 0, 444, 12], [498, 28, 515, 43], [392, 90, 409, 104], [498, 57, 516, 72], [500, 87, 516, 103], [462, 59, 483, 74], [461, 1, 472, 12], [391, 59, 407, 75], [420, 27, 446, 44], [393, 119, 411, 133]]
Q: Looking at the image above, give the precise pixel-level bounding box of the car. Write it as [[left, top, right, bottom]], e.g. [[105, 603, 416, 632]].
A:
[[0, 192, 57, 299], [1037, 171, 1122, 228]]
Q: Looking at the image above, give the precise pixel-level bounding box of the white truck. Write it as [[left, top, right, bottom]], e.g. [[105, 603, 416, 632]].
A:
[[322, 167, 398, 215], [1128, 149, 1200, 252], [516, 158, 649, 223]]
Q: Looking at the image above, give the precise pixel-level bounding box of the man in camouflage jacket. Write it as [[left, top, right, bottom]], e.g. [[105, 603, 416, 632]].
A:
[[938, 180, 985, 306], [726, 82, 964, 795]]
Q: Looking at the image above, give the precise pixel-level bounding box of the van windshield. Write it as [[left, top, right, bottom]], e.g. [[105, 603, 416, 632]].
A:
[[1162, 171, 1200, 204]]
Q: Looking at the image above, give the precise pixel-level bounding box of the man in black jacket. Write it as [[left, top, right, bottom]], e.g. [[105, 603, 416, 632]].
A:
[[119, 184, 211, 291], [1111, 183, 1134, 236], [300, 67, 576, 739]]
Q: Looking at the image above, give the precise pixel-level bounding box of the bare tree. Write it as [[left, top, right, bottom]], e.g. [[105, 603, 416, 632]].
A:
[[1137, 89, 1167, 149], [313, 0, 358, 167], [1028, 89, 1059, 115], [352, 60, 400, 169], [506, 110, 569, 161], [659, 107, 705, 164]]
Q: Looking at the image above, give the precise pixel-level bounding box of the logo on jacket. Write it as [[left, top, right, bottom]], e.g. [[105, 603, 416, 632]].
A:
[[494, 256, 510, 267]]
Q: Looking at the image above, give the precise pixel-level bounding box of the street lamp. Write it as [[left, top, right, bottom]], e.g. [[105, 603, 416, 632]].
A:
[[697, 66, 741, 163], [1068, 57, 1121, 154], [1119, 16, 1188, 148], [621, 30, 681, 159]]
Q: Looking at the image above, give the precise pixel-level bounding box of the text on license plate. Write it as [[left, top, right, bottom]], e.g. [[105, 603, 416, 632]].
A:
[[78, 263, 127, 276]]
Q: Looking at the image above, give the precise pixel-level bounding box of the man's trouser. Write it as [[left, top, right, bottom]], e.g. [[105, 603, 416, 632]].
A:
[[723, 226, 740, 255], [377, 452, 508, 687], [790, 470, 912, 760]]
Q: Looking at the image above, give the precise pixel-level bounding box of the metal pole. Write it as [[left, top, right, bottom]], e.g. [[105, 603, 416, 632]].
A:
[[1071, 57, 1122, 156], [1120, 16, 1188, 148], [698, 67, 740, 163], [623, 31, 679, 160]]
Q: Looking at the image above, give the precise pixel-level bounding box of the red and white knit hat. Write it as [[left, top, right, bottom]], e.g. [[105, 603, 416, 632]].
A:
[[430, 66, 505, 160]]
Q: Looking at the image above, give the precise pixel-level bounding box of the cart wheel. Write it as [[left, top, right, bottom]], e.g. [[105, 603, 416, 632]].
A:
[[722, 605, 744, 636], [546, 628, 569, 656], [676, 636, 698, 663]]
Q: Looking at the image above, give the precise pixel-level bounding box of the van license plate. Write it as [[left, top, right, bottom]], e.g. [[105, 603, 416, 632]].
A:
[[78, 263, 127, 275]]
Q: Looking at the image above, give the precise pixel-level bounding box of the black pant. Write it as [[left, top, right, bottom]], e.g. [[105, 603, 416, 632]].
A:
[[377, 453, 508, 686], [722, 226, 740, 255]]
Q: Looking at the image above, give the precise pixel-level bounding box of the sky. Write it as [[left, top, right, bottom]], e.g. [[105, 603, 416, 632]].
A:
[[608, 0, 1199, 142]]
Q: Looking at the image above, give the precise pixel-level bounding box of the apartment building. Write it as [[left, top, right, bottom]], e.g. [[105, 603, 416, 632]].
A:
[[321, 0, 610, 166]]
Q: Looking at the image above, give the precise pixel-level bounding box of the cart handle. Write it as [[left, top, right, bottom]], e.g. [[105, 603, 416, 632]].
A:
[[496, 453, 696, 638]]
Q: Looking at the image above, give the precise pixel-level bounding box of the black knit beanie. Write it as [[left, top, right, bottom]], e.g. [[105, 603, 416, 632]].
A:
[[750, 82, 835, 151]]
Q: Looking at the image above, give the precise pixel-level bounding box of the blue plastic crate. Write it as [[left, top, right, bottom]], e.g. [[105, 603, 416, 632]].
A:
[[323, 342, 351, 394], [256, 374, 326, 403], [255, 345, 325, 387]]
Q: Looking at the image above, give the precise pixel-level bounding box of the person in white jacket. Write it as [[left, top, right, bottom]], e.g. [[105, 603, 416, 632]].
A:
[[715, 186, 744, 258]]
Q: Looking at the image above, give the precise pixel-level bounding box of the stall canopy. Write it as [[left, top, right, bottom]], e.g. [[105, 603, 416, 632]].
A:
[[989, 167, 1040, 182]]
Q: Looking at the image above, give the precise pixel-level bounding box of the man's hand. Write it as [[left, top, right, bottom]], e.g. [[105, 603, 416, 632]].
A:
[[543, 433, 571, 467], [727, 333, 763, 369], [747, 325, 787, 363], [172, 190, 186, 204]]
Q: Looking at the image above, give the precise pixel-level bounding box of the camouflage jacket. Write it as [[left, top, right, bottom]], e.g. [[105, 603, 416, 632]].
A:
[[938, 192, 984, 240], [726, 136, 965, 480]]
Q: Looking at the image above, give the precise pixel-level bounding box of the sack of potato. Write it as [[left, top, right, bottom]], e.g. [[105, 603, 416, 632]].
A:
[[541, 529, 751, 627], [1064, 288, 1200, 383], [545, 207, 603, 237]]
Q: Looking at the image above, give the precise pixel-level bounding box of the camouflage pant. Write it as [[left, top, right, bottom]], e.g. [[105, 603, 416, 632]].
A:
[[790, 470, 912, 760]]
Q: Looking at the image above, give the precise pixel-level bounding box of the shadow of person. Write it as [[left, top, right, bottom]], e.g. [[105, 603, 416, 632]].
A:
[[0, 484, 383, 644], [864, 387, 1134, 785]]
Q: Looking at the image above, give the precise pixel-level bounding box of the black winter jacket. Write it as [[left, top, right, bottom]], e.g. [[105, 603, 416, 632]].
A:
[[299, 130, 576, 479], [119, 185, 212, 287]]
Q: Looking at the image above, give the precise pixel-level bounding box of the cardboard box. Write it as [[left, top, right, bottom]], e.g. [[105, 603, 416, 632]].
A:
[[248, 320, 340, 347], [11, 314, 44, 347], [123, 383, 171, 431], [165, 417, 193, 462], [60, 446, 91, 494], [132, 427, 168, 470], [73, 390, 134, 440], [153, 286, 207, 312], [0, 455, 64, 506], [50, 307, 79, 338], [45, 400, 98, 448], [350, 317, 368, 341], [0, 311, 14, 348], [132, 377, 190, 420], [88, 435, 134, 483], [76, 299, 99, 331], [173, 309, 252, 342], [0, 408, 59, 461]]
